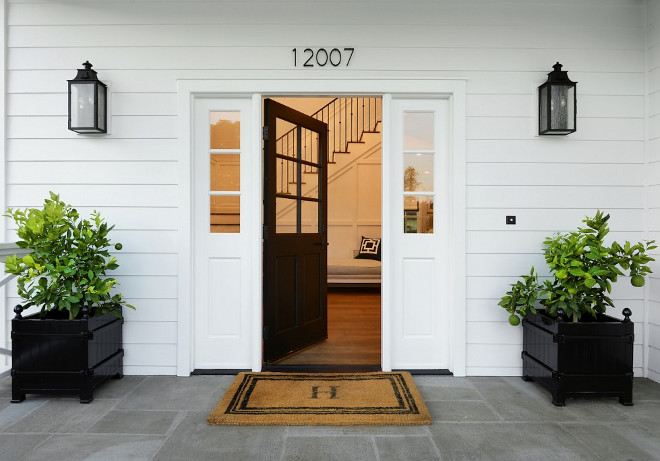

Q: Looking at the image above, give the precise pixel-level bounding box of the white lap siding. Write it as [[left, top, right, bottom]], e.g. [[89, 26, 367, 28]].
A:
[[647, 0, 660, 383], [3, 0, 651, 377]]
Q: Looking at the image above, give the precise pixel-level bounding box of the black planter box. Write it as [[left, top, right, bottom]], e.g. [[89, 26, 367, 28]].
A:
[[522, 309, 634, 406], [11, 307, 124, 403]]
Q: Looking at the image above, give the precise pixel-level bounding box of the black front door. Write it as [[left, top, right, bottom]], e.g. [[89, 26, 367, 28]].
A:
[[263, 99, 328, 363]]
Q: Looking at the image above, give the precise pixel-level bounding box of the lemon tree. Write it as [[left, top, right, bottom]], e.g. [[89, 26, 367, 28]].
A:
[[500, 211, 655, 324], [3, 192, 134, 319]]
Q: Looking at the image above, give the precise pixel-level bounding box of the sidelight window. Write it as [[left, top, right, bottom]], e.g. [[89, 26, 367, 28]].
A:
[[209, 111, 241, 233]]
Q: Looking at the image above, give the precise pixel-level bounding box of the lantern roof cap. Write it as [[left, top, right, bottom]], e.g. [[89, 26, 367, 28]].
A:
[[69, 61, 100, 82], [546, 62, 576, 84]]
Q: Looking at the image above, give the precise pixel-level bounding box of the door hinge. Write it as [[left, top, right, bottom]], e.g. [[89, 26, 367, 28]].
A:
[[263, 325, 269, 340], [263, 225, 268, 240], [262, 126, 268, 141]]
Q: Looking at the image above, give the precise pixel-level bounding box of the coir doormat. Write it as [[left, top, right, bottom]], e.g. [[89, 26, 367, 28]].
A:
[[207, 372, 431, 426]]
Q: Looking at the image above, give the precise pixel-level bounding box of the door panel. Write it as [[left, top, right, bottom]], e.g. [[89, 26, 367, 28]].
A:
[[193, 98, 252, 370], [263, 99, 328, 363]]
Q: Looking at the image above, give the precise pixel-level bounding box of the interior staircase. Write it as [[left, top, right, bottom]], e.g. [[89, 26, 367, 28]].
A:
[[275, 97, 382, 197]]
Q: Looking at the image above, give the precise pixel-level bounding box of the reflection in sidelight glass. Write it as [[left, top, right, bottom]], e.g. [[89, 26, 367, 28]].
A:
[[403, 112, 434, 150], [210, 111, 240, 149], [403, 195, 434, 234], [210, 195, 240, 233], [403, 153, 433, 192], [210, 154, 240, 191]]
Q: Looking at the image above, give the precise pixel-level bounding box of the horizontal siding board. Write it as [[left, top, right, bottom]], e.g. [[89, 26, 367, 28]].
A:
[[467, 163, 643, 186], [7, 115, 177, 139], [7, 47, 644, 73], [467, 116, 644, 141], [122, 299, 178, 323], [123, 344, 177, 367], [467, 344, 522, 368], [467, 94, 643, 119], [7, 185, 177, 207], [467, 253, 546, 277], [467, 186, 644, 209], [123, 321, 178, 344], [6, 161, 177, 185], [111, 253, 178, 277], [123, 366, 176, 375], [467, 140, 644, 164], [7, 24, 643, 50], [7, 92, 177, 117], [7, 3, 643, 28], [6, 69, 643, 97], [467, 321, 522, 345], [110, 230, 178, 254], [466, 367, 521, 376], [7, 138, 177, 161], [467, 230, 644, 253]]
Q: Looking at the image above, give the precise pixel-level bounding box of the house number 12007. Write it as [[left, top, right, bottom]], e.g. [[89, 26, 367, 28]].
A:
[[292, 48, 354, 67]]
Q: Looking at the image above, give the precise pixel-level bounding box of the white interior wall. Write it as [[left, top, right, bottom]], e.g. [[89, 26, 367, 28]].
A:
[[647, 0, 660, 382], [2, 0, 651, 377]]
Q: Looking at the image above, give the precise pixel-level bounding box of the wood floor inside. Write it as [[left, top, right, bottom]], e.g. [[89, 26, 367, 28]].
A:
[[275, 289, 381, 366]]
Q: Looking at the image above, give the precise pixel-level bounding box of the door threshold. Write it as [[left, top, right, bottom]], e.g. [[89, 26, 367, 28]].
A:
[[261, 364, 381, 373]]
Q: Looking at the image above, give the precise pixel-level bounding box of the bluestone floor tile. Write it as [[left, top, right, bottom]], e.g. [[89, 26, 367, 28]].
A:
[[429, 422, 598, 461], [23, 433, 165, 461], [560, 422, 657, 460], [86, 409, 179, 435], [374, 434, 441, 461], [4, 398, 118, 433], [0, 433, 53, 461], [282, 435, 377, 461], [153, 410, 286, 461], [116, 375, 232, 411]]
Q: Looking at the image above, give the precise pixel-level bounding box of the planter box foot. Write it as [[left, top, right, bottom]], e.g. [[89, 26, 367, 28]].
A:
[[522, 375, 534, 382], [11, 392, 25, 403]]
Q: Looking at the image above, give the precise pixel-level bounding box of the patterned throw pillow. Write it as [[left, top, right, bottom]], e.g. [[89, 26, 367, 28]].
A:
[[355, 236, 381, 261]]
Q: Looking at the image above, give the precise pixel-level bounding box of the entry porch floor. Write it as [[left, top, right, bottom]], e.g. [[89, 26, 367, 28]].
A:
[[1, 375, 660, 460]]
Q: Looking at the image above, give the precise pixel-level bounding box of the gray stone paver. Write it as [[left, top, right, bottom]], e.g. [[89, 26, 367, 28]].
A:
[[0, 375, 658, 460]]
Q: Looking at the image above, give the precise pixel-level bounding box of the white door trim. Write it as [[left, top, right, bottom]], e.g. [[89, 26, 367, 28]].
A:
[[176, 78, 467, 377]]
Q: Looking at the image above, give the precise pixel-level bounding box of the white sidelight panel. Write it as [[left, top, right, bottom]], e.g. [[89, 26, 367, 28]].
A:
[[389, 98, 451, 370], [193, 97, 253, 370]]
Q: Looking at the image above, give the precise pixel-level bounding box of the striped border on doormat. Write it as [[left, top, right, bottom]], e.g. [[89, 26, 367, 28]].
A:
[[207, 372, 431, 426]]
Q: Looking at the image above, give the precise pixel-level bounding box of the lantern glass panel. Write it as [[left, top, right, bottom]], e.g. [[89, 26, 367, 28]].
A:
[[70, 83, 95, 128], [97, 84, 106, 131], [550, 84, 574, 131], [539, 85, 548, 132]]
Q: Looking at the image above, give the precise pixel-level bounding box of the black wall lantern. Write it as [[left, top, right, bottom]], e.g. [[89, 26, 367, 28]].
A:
[[68, 61, 107, 133], [538, 62, 577, 135]]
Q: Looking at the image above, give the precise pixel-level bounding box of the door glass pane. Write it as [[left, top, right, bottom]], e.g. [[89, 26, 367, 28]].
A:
[[210, 195, 240, 233], [210, 153, 240, 191], [301, 200, 319, 233], [276, 197, 297, 233], [403, 195, 434, 234], [210, 111, 240, 149], [302, 166, 319, 199], [403, 153, 433, 192], [277, 157, 298, 196], [276, 118, 297, 160], [301, 128, 320, 165], [403, 112, 434, 150]]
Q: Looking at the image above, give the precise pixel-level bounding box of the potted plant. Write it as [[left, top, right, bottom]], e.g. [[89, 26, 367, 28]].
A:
[[4, 192, 134, 403], [499, 211, 655, 406]]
